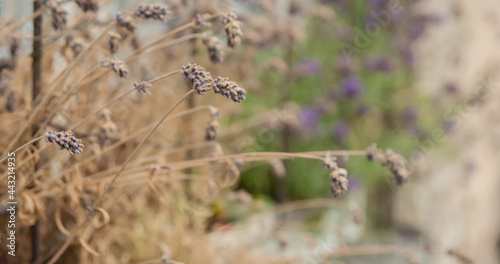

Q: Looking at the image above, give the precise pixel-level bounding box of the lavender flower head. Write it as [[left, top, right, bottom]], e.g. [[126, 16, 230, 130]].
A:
[[45, 130, 84, 154], [135, 3, 169, 22], [341, 76, 364, 98], [212, 76, 246, 103], [181, 63, 213, 95]]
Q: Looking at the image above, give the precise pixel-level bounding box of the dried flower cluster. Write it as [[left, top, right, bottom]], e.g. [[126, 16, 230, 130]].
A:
[[108, 31, 122, 54], [380, 149, 409, 185], [97, 109, 117, 138], [116, 13, 136, 33], [366, 143, 377, 161], [366, 143, 409, 185], [181, 63, 213, 95], [42, 0, 67, 30], [205, 119, 219, 141], [134, 81, 152, 94], [212, 76, 246, 103], [181, 64, 246, 102], [330, 167, 348, 197], [102, 58, 129, 78], [222, 12, 243, 48], [193, 14, 212, 30], [202, 33, 224, 63], [45, 130, 84, 154], [324, 151, 349, 197], [135, 3, 169, 22], [61, 34, 83, 61], [74, 0, 98, 12]]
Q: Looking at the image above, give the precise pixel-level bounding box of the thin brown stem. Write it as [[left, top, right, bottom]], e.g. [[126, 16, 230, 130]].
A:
[[90, 90, 195, 210], [69, 70, 181, 130], [0, 135, 44, 163], [1, 22, 115, 159]]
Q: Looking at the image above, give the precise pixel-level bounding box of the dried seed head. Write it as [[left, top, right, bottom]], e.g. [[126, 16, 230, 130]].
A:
[[9, 38, 19, 58], [193, 14, 212, 30], [330, 167, 348, 197], [379, 149, 409, 185], [51, 5, 67, 30], [5, 90, 16, 112], [116, 13, 136, 33], [209, 106, 220, 118], [0, 59, 14, 72], [98, 108, 111, 120], [135, 3, 170, 22], [63, 34, 83, 60], [99, 120, 117, 138], [45, 130, 84, 155], [181, 63, 213, 95], [102, 58, 129, 78], [41, 1, 68, 30], [366, 143, 378, 161], [323, 151, 338, 169], [75, 0, 97, 12], [222, 12, 243, 48], [212, 76, 246, 103], [202, 32, 224, 63], [108, 31, 122, 54], [134, 81, 152, 94], [205, 119, 219, 141], [0, 82, 7, 96]]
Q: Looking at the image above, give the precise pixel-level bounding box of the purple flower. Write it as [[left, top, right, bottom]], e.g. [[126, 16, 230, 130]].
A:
[[331, 121, 350, 142], [300, 106, 319, 136], [296, 58, 322, 76], [341, 76, 364, 98]]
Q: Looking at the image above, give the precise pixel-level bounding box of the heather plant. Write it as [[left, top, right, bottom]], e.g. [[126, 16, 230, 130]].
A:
[[0, 1, 424, 264]]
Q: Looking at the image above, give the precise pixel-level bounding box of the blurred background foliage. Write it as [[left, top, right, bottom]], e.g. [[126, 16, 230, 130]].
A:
[[232, 0, 441, 229]]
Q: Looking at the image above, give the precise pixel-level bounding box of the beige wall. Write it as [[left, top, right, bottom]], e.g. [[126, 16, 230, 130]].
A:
[[394, 0, 500, 263]]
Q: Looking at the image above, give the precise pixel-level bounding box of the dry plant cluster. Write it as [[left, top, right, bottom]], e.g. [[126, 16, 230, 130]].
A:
[[0, 1, 410, 263]]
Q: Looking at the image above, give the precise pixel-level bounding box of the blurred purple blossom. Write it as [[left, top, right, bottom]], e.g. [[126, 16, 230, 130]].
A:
[[300, 106, 319, 136], [348, 176, 362, 190], [341, 76, 364, 98], [331, 121, 350, 142], [296, 58, 322, 76]]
